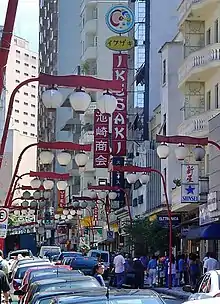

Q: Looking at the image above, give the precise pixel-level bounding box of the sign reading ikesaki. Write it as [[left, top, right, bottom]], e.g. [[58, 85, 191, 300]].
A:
[[106, 36, 135, 51], [93, 110, 110, 168], [58, 190, 66, 208], [112, 54, 127, 156]]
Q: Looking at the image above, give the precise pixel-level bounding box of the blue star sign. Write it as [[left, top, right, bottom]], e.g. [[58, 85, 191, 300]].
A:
[[185, 185, 195, 194]]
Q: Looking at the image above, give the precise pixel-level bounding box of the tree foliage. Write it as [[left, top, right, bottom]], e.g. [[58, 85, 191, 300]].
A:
[[124, 218, 177, 256]]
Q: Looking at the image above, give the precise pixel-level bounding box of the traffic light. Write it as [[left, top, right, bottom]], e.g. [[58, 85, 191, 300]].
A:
[[44, 211, 51, 225]]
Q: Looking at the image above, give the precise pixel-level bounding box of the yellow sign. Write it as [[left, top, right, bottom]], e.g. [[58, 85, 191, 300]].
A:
[[105, 36, 135, 51], [80, 216, 93, 227]]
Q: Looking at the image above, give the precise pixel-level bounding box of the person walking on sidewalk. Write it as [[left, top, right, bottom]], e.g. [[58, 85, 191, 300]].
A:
[[147, 255, 157, 287], [168, 255, 177, 287], [113, 251, 125, 289], [204, 252, 218, 273]]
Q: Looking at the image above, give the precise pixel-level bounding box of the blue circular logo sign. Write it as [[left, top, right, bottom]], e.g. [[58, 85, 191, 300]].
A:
[[105, 5, 135, 34]]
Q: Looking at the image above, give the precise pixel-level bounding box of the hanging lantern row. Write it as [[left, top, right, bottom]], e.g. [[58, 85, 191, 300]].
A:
[[156, 143, 206, 162], [21, 190, 51, 201], [83, 189, 118, 201], [41, 88, 118, 115], [55, 209, 83, 221], [71, 201, 96, 209], [30, 179, 68, 191]]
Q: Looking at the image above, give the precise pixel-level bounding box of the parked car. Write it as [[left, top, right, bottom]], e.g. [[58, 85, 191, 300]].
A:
[[87, 250, 110, 278], [183, 299, 220, 304], [56, 251, 82, 265], [10, 258, 49, 277], [183, 270, 220, 300], [16, 276, 103, 304], [69, 256, 98, 275], [39, 246, 61, 258], [7, 249, 34, 260]]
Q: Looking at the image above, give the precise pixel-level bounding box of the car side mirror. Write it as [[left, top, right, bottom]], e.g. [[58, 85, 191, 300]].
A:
[[14, 290, 25, 296], [182, 285, 193, 293]]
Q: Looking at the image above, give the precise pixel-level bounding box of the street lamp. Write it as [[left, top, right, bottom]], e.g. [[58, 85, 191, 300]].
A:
[[108, 191, 118, 200], [69, 89, 91, 113], [41, 88, 63, 109], [96, 91, 118, 114], [98, 191, 108, 200], [126, 173, 138, 184], [56, 180, 68, 191], [139, 173, 150, 185], [39, 150, 54, 165], [43, 180, 54, 190], [56, 151, 72, 166], [75, 152, 89, 167], [30, 178, 41, 189], [156, 143, 170, 159]]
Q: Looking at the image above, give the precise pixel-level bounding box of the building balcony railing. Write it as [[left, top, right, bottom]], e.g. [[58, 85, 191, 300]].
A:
[[84, 18, 97, 34], [81, 46, 97, 61], [178, 108, 220, 136], [178, 0, 218, 26], [79, 130, 94, 144], [182, 106, 205, 120], [179, 43, 220, 87]]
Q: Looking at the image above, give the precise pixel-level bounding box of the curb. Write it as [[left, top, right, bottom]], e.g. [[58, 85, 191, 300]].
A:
[[152, 288, 189, 300]]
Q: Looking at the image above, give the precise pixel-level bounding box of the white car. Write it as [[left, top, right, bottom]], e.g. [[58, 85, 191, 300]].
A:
[[183, 270, 220, 300]]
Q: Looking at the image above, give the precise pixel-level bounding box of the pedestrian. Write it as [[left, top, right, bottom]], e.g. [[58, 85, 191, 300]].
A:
[[0, 250, 9, 277], [204, 252, 218, 273], [92, 263, 106, 287], [189, 254, 200, 288], [0, 269, 10, 304], [147, 255, 157, 287], [133, 257, 145, 289], [178, 254, 185, 285], [168, 255, 176, 287], [113, 251, 125, 289]]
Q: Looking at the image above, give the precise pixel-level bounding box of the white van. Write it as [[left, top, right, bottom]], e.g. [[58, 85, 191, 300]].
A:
[[87, 250, 110, 278], [39, 246, 61, 258]]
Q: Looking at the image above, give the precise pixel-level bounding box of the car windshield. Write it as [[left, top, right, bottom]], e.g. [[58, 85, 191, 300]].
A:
[[51, 298, 162, 304], [91, 252, 108, 262], [39, 281, 99, 292], [9, 251, 31, 259]]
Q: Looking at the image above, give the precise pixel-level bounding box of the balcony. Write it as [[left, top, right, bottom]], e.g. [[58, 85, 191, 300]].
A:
[[81, 46, 97, 61], [80, 130, 94, 144], [178, 0, 218, 26], [179, 43, 220, 87], [178, 108, 220, 136], [84, 18, 97, 34]]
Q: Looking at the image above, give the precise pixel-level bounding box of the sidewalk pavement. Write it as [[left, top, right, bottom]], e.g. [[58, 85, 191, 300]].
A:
[[152, 287, 190, 300]]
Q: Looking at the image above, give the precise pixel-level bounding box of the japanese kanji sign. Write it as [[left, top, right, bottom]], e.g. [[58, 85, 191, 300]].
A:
[[93, 110, 110, 168], [111, 157, 125, 205], [57, 190, 66, 208], [112, 54, 128, 156], [106, 36, 135, 51], [181, 164, 199, 203]]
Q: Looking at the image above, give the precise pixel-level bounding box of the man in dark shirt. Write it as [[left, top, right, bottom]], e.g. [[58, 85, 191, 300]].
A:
[[0, 270, 10, 303]]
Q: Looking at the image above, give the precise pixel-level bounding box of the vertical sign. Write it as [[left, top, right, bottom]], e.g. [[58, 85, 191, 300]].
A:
[[112, 53, 128, 156], [0, 208, 9, 238], [93, 204, 98, 224], [93, 110, 110, 168], [112, 157, 125, 207], [181, 164, 199, 203], [58, 190, 66, 208]]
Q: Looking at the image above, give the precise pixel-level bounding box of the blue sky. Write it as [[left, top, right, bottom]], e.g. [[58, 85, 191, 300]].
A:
[[0, 0, 39, 52]]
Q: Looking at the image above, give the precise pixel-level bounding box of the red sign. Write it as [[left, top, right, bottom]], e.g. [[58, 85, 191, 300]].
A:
[[93, 204, 98, 223], [93, 109, 110, 168], [112, 54, 128, 156], [57, 190, 66, 208]]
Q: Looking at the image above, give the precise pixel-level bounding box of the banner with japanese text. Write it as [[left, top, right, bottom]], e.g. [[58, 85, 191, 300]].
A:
[[93, 110, 110, 168], [112, 53, 127, 156], [57, 190, 66, 208]]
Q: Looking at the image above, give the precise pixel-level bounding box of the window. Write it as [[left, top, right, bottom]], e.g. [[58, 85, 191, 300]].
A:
[[32, 66, 36, 69], [24, 53, 29, 57], [32, 56, 36, 60], [24, 102, 28, 106], [15, 80, 20, 83], [16, 60, 20, 64], [215, 84, 219, 108], [206, 90, 211, 110], [15, 99, 19, 103], [24, 92, 28, 96], [30, 133, 35, 136], [31, 94, 36, 98], [206, 28, 211, 45], [16, 50, 20, 54], [31, 114, 35, 117], [31, 123, 35, 127], [23, 131, 27, 135], [24, 73, 29, 76], [15, 119, 19, 123], [162, 59, 166, 85], [16, 70, 20, 74], [23, 112, 28, 115], [24, 63, 29, 67], [31, 85, 36, 89], [215, 19, 219, 43], [23, 122, 28, 125], [15, 109, 19, 113], [31, 104, 35, 108]]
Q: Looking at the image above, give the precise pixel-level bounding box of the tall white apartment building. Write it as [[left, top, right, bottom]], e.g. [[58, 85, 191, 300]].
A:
[[0, 31, 38, 204]]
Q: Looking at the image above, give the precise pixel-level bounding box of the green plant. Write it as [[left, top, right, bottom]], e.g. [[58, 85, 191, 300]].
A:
[[81, 61, 90, 75], [173, 178, 181, 187]]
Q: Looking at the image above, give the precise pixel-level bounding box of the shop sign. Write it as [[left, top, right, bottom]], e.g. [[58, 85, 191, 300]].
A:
[[112, 54, 127, 156], [93, 110, 110, 168], [105, 36, 135, 51], [105, 5, 135, 34], [93, 204, 98, 223], [111, 157, 125, 205], [181, 164, 199, 203], [157, 215, 181, 228], [57, 190, 66, 208], [199, 203, 219, 226]]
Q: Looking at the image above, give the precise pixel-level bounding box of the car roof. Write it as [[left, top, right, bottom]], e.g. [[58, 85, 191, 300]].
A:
[[34, 276, 95, 285], [9, 249, 31, 254], [17, 259, 48, 265], [183, 299, 220, 304], [31, 270, 83, 280], [17, 262, 51, 269]]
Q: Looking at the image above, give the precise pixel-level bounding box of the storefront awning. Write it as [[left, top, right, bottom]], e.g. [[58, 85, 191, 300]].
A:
[[186, 223, 220, 240]]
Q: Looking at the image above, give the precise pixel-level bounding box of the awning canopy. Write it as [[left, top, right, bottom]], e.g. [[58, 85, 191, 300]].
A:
[[186, 223, 220, 240]]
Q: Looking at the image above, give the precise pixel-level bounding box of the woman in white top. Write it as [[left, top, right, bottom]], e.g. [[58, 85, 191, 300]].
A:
[[168, 255, 177, 287]]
